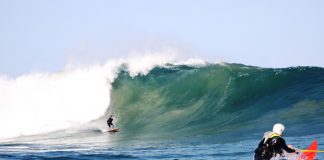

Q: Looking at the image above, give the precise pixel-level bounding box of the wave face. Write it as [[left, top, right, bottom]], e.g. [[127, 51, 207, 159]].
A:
[[108, 64, 324, 141]]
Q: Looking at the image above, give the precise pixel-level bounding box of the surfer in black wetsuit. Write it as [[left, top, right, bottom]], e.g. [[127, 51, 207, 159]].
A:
[[254, 123, 299, 160], [107, 115, 114, 128]]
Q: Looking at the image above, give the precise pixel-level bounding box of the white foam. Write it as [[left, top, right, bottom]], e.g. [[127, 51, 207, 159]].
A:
[[0, 61, 122, 139], [125, 48, 178, 77], [174, 58, 207, 66]]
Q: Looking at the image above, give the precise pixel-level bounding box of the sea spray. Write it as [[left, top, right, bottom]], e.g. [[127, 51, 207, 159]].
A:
[[0, 64, 113, 139]]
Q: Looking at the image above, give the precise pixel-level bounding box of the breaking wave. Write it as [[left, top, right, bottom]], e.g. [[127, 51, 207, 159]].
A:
[[108, 64, 324, 141]]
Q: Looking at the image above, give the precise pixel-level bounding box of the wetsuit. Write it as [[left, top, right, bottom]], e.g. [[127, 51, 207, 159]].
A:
[[254, 133, 296, 160], [107, 117, 114, 128]]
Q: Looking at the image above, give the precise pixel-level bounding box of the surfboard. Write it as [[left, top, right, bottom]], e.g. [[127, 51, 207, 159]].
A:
[[298, 140, 318, 160], [107, 128, 119, 133]]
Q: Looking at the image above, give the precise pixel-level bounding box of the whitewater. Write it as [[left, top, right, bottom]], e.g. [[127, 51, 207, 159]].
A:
[[0, 54, 323, 160]]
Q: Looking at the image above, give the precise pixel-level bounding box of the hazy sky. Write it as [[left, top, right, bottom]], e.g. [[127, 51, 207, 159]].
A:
[[1, 0, 323, 76]]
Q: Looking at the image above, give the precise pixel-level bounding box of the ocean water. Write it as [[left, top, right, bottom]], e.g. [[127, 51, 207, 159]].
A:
[[0, 62, 323, 159], [2, 131, 324, 160]]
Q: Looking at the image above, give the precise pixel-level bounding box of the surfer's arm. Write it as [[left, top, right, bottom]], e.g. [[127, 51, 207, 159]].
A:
[[278, 138, 296, 153]]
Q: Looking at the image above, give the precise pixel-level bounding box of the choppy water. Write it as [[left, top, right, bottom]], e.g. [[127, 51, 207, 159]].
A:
[[0, 134, 323, 159]]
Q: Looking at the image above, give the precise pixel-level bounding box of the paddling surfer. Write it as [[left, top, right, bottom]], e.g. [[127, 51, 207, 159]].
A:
[[254, 123, 299, 160]]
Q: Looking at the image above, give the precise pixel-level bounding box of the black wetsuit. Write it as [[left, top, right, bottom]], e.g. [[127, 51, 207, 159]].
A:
[[254, 136, 296, 160], [107, 117, 114, 128]]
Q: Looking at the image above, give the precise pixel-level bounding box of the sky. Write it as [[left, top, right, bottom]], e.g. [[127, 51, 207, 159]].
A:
[[1, 0, 324, 76]]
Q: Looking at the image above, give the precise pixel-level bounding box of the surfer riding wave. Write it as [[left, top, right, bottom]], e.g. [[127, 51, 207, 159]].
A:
[[107, 115, 114, 128]]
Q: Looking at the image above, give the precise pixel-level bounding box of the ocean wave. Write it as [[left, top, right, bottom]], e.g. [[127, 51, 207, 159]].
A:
[[107, 64, 324, 141], [1, 55, 323, 141]]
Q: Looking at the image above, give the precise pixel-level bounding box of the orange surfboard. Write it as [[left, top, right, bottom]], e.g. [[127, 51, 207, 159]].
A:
[[298, 140, 318, 160], [107, 128, 119, 133]]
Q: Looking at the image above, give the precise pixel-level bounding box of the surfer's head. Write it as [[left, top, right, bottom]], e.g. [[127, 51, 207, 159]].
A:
[[273, 123, 285, 136]]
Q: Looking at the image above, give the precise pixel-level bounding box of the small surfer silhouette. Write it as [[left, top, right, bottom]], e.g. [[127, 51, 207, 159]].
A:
[[107, 115, 114, 128], [107, 115, 119, 133]]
